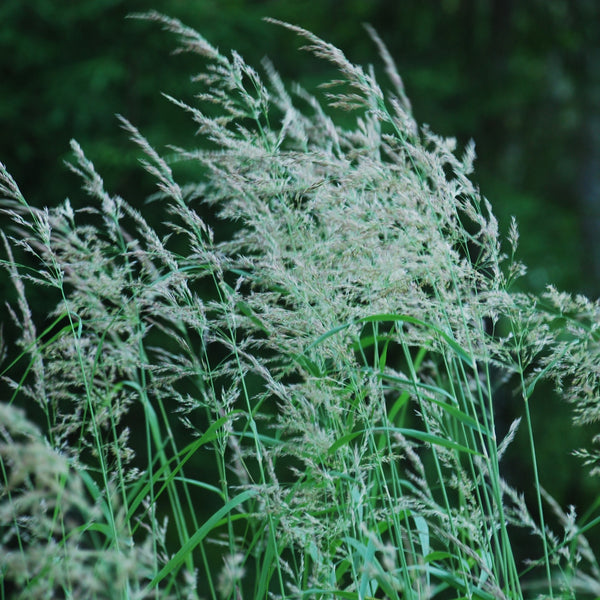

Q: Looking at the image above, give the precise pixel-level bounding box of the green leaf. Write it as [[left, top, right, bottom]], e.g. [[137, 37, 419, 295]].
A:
[[298, 313, 474, 372], [392, 428, 481, 455], [327, 430, 364, 455], [424, 550, 454, 562], [379, 372, 489, 436], [126, 414, 233, 520], [236, 298, 269, 333], [144, 488, 257, 590], [329, 426, 482, 456], [357, 313, 474, 368], [302, 589, 360, 599]]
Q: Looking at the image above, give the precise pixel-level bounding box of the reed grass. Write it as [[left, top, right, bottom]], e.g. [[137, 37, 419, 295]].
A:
[[1, 13, 599, 599]]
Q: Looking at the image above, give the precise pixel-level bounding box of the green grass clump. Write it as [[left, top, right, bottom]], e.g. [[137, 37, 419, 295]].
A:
[[1, 12, 600, 599]]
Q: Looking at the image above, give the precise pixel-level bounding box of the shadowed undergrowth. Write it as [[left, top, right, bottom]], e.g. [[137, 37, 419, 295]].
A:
[[1, 12, 600, 600]]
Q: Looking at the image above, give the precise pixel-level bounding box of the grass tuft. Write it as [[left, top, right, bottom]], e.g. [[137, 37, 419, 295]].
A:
[[1, 13, 600, 599]]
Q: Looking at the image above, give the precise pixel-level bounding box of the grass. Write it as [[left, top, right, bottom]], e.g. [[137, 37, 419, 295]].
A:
[[1, 12, 600, 599]]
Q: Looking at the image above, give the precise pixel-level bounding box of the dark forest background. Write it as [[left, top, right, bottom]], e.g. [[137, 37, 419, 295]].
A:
[[2, 0, 600, 546]]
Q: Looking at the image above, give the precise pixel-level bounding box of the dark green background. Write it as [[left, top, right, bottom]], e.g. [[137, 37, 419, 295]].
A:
[[2, 0, 599, 555], [3, 0, 599, 294]]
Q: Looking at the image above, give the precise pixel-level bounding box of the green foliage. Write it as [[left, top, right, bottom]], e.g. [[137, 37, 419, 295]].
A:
[[1, 12, 600, 599]]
